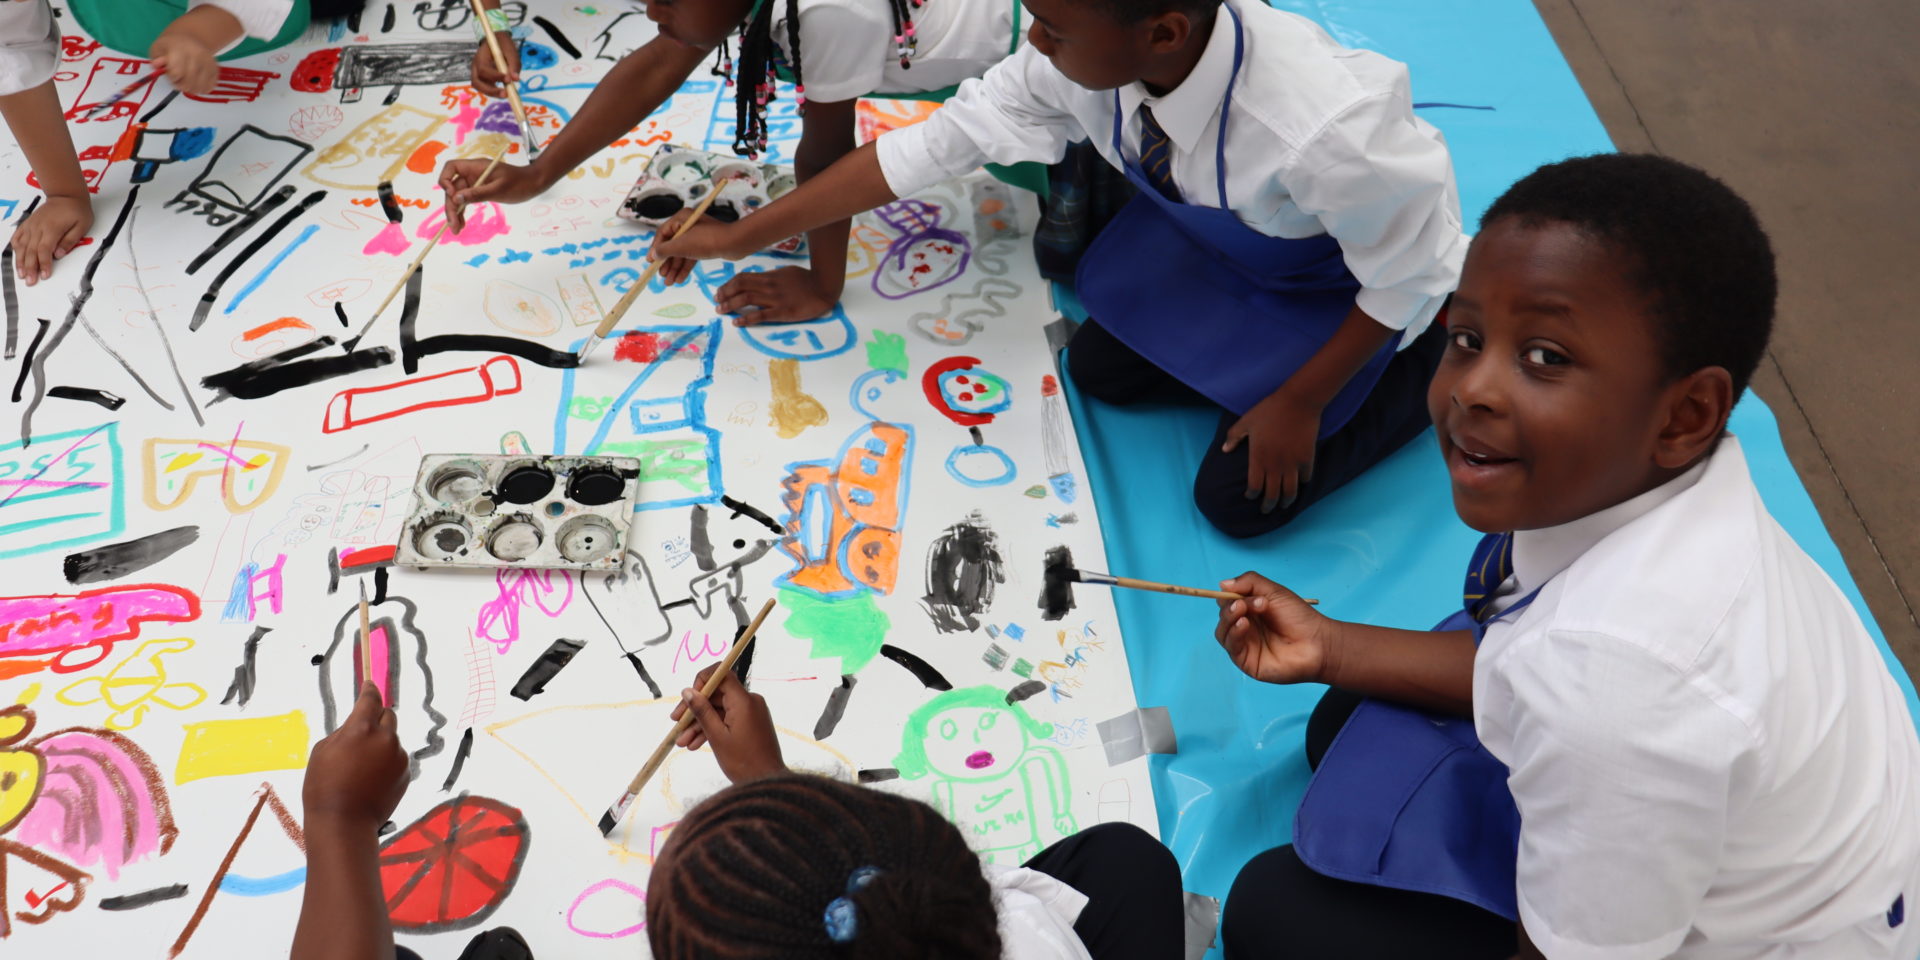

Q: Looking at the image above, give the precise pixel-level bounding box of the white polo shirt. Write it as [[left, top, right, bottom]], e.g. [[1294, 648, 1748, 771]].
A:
[[0, 0, 294, 96], [1475, 437, 1920, 960], [874, 0, 1466, 341], [770, 0, 1025, 104]]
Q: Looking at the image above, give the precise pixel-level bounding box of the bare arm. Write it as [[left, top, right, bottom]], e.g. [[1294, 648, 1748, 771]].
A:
[[653, 140, 899, 271], [291, 684, 408, 960], [791, 98, 858, 302]]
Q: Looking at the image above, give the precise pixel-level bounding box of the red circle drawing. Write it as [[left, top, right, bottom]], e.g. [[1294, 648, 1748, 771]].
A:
[[379, 795, 530, 932]]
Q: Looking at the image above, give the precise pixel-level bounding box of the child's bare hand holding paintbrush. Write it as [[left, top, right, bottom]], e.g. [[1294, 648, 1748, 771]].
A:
[[292, 682, 408, 960], [669, 663, 786, 785], [1214, 573, 1336, 686]]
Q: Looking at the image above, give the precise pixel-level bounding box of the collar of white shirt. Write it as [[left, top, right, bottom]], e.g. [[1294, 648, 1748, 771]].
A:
[[1498, 442, 1720, 604], [1115, 2, 1238, 154]]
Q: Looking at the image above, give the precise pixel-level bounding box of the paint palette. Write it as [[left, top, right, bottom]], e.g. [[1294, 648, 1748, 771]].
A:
[[616, 143, 807, 255], [394, 454, 642, 571]]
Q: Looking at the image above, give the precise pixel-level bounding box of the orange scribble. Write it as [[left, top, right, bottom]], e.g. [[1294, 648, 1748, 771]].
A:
[[242, 318, 313, 341], [407, 139, 448, 174]]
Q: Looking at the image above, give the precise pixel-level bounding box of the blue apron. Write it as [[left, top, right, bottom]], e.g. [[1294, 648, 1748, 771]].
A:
[[1073, 6, 1396, 421], [1292, 534, 1540, 921]]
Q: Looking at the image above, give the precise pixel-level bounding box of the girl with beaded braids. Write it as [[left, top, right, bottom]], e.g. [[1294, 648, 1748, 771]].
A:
[[291, 668, 1187, 960], [442, 0, 1026, 325]]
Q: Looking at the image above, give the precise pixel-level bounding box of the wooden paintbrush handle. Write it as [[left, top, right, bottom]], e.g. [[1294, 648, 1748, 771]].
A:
[[1110, 577, 1319, 606], [363, 147, 509, 323], [618, 597, 775, 797], [468, 0, 535, 137], [592, 180, 731, 339]]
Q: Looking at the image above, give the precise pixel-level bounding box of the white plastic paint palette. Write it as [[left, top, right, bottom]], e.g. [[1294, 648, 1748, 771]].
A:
[[395, 454, 643, 571], [617, 143, 806, 254]]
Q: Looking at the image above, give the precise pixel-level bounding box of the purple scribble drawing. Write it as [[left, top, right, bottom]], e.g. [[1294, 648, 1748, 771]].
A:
[[871, 198, 971, 301]]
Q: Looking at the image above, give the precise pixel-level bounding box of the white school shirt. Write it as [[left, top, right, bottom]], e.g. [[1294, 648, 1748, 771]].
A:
[[986, 862, 1095, 960], [0, 0, 294, 96], [1474, 437, 1920, 960], [771, 0, 1025, 104], [875, 0, 1465, 340]]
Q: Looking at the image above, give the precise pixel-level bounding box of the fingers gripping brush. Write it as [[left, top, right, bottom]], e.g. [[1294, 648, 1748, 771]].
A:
[[1037, 546, 1317, 622]]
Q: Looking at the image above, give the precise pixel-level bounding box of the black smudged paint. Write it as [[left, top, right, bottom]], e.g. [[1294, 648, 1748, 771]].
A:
[[1038, 545, 1077, 622], [856, 768, 900, 784], [334, 301, 350, 327], [200, 337, 394, 401], [47, 385, 125, 410], [19, 189, 139, 445], [220, 626, 271, 708], [0, 196, 28, 359], [64, 524, 199, 584], [393, 265, 580, 371], [879, 645, 953, 691], [624, 651, 663, 699], [721, 495, 783, 535], [439, 727, 475, 792], [921, 511, 1005, 633], [531, 15, 582, 57], [186, 184, 295, 275], [1005, 680, 1047, 704], [813, 674, 856, 739], [377, 180, 403, 223], [509, 638, 586, 700], [11, 318, 49, 402], [98, 884, 191, 911]]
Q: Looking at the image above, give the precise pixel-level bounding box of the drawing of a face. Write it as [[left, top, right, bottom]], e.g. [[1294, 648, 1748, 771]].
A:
[[925, 706, 1028, 780]]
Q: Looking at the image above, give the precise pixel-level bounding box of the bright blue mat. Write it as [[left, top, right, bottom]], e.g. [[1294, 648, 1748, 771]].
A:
[[1062, 0, 1920, 934]]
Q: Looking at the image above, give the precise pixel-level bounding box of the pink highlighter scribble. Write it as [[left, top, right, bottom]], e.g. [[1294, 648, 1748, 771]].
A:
[[363, 221, 411, 256], [474, 569, 574, 652], [357, 624, 393, 706], [0, 585, 200, 661], [566, 878, 648, 939], [11, 728, 177, 880], [418, 203, 510, 246], [449, 92, 482, 144]]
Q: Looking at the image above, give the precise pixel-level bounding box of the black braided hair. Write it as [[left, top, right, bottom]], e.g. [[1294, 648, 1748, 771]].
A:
[[719, 0, 928, 158], [646, 774, 1002, 960]]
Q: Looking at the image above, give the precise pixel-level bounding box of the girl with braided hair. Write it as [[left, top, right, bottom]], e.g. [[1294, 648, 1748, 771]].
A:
[[443, 0, 1026, 325], [293, 671, 1186, 960]]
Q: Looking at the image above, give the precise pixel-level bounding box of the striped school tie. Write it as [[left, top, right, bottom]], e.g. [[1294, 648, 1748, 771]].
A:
[[1136, 105, 1182, 203], [1463, 531, 1515, 623]]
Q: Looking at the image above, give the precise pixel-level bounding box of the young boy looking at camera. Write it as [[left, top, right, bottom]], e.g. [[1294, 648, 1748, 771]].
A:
[[653, 0, 1466, 539], [1214, 154, 1920, 960]]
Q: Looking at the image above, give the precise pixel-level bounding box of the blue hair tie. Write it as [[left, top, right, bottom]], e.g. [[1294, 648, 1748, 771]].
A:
[[823, 867, 884, 943]]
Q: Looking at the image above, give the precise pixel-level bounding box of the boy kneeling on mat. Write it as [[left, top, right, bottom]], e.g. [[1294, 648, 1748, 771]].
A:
[[1213, 154, 1920, 959], [651, 0, 1466, 538]]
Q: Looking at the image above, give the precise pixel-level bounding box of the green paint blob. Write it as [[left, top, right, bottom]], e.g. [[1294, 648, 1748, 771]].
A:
[[1012, 658, 1034, 678], [653, 303, 699, 319], [782, 589, 890, 674], [1023, 485, 1047, 499], [865, 329, 909, 374], [595, 438, 710, 493]]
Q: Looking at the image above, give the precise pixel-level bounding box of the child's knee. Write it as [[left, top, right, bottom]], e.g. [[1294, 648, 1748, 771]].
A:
[[1193, 476, 1302, 539]]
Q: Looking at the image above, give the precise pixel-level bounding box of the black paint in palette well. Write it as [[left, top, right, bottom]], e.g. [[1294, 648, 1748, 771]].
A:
[[496, 465, 555, 504], [510, 638, 586, 701], [564, 466, 625, 506]]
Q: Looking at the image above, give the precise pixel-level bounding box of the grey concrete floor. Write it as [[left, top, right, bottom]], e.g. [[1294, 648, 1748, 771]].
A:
[[1531, 0, 1920, 679]]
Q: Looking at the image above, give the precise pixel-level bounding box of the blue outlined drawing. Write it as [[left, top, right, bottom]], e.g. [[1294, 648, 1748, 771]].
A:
[[945, 444, 1016, 488], [0, 422, 125, 560], [554, 321, 724, 512], [693, 261, 856, 361]]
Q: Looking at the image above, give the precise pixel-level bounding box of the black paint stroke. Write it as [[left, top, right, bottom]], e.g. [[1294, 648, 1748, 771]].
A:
[[969, 425, 985, 446], [733, 617, 757, 683], [319, 596, 449, 782], [879, 645, 953, 691], [64, 524, 199, 584], [74, 314, 174, 409], [221, 625, 271, 707], [688, 504, 718, 572], [190, 188, 327, 331], [1006, 680, 1047, 704], [856, 768, 900, 784], [623, 651, 663, 698], [346, 6, 363, 31], [138, 88, 182, 123], [327, 546, 341, 594], [509, 638, 585, 701], [125, 208, 205, 425], [720, 495, 783, 536], [187, 184, 295, 275], [308, 442, 370, 473], [921, 511, 1005, 634], [380, 3, 396, 33], [439, 727, 475, 792], [11, 318, 49, 402], [1039, 545, 1078, 622], [0, 196, 27, 359], [813, 673, 856, 739], [201, 337, 393, 401], [98, 884, 190, 911], [390, 264, 579, 370], [377, 180, 403, 223], [334, 301, 350, 327], [373, 566, 390, 605], [47, 384, 123, 410], [531, 15, 582, 58], [334, 42, 472, 102]]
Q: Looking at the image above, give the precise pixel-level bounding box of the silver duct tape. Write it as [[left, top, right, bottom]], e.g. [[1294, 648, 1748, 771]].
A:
[[1183, 891, 1221, 960], [1096, 705, 1177, 765]]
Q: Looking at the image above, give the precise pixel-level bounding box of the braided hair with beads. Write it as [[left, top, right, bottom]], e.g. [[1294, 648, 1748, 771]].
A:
[[718, 0, 929, 158], [645, 774, 1003, 959]]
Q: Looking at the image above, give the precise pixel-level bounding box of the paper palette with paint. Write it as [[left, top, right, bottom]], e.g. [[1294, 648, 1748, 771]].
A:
[[396, 454, 642, 571], [616, 143, 807, 256]]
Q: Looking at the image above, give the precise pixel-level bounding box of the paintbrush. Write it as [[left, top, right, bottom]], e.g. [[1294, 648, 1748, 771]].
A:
[[576, 175, 736, 363], [79, 71, 160, 120], [343, 144, 510, 351], [358, 580, 375, 703], [1040, 545, 1317, 607], [466, 0, 539, 158], [597, 597, 776, 836]]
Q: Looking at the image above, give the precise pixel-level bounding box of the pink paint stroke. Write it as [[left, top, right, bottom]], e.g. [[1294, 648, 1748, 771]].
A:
[[474, 569, 573, 653], [14, 730, 173, 880], [362, 222, 411, 256], [565, 878, 648, 939]]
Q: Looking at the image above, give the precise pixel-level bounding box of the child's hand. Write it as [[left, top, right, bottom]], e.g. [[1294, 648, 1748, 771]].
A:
[[1220, 389, 1322, 514], [470, 35, 521, 98], [148, 34, 221, 97], [670, 664, 784, 784], [651, 212, 753, 265], [303, 683, 408, 829], [1214, 572, 1337, 685], [714, 266, 837, 326], [8, 195, 92, 287], [437, 158, 545, 233]]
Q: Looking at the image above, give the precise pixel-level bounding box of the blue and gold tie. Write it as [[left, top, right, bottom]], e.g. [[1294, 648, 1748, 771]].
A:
[[1462, 531, 1515, 623], [1137, 105, 1181, 203]]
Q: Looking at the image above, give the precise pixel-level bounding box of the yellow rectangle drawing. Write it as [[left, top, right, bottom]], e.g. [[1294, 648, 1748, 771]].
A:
[[175, 710, 310, 784]]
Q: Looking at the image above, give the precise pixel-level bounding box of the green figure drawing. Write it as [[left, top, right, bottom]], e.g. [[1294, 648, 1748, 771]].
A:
[[895, 686, 1077, 864]]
